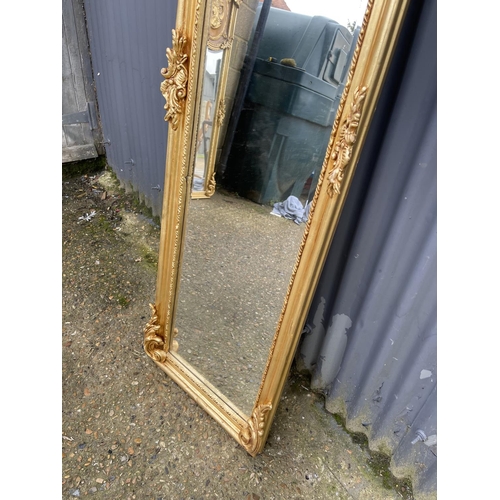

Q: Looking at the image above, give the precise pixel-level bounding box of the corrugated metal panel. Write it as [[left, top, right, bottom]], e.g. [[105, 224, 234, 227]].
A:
[[296, 0, 436, 497], [83, 0, 178, 216]]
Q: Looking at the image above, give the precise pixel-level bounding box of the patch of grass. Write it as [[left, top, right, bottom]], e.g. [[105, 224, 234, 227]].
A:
[[96, 215, 115, 233], [65, 160, 161, 230], [286, 372, 415, 498], [116, 294, 130, 308], [139, 248, 158, 270], [102, 168, 162, 228], [333, 413, 414, 499]]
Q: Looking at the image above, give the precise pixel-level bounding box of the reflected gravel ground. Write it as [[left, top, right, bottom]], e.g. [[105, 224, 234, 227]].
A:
[[62, 167, 415, 499], [176, 190, 304, 415]]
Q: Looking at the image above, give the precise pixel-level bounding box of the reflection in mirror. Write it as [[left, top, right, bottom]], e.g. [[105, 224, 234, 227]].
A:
[[193, 49, 223, 193], [191, 0, 240, 198], [176, 190, 305, 414], [174, 0, 368, 416], [220, 0, 366, 204]]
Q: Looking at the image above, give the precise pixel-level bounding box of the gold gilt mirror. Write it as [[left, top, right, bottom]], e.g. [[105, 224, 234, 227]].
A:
[[190, 0, 239, 197], [145, 0, 410, 456]]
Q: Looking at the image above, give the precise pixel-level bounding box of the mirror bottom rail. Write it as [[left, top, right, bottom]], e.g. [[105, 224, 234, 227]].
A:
[[152, 351, 268, 454]]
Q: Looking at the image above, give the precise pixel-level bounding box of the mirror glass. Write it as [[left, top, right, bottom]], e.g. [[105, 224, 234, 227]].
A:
[[175, 0, 368, 415], [193, 49, 222, 192]]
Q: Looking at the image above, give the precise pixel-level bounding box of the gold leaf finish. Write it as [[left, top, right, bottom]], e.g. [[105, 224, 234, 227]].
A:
[[327, 86, 368, 197], [219, 37, 233, 50], [217, 98, 226, 127], [239, 404, 272, 456], [206, 173, 216, 196], [148, 0, 412, 457], [208, 0, 234, 51], [195, 0, 239, 197], [210, 0, 225, 30], [144, 304, 167, 363], [160, 29, 188, 131]]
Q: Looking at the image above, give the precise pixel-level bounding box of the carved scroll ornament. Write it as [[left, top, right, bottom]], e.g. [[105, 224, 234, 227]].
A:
[[327, 86, 368, 197], [239, 403, 272, 455], [160, 29, 188, 131], [206, 173, 216, 196], [208, 0, 239, 50], [216, 98, 226, 127], [210, 0, 226, 30], [144, 303, 168, 362]]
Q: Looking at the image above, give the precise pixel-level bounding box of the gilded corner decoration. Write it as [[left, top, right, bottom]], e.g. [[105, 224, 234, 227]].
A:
[[327, 86, 368, 197], [208, 0, 237, 50], [216, 98, 226, 127], [160, 29, 189, 131], [206, 173, 216, 196], [210, 0, 225, 30], [144, 303, 168, 362], [239, 403, 272, 455]]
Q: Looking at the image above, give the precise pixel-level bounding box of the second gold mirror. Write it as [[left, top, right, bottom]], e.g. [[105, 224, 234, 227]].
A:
[[191, 0, 239, 197]]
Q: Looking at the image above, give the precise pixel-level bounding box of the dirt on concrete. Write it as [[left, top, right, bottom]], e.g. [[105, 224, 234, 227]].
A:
[[62, 162, 415, 499]]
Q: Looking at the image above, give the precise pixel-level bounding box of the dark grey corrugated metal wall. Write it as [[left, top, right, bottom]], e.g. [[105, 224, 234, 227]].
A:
[[83, 0, 178, 217], [296, 0, 437, 497]]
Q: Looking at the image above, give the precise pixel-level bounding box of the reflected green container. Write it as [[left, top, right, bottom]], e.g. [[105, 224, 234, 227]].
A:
[[222, 8, 355, 205]]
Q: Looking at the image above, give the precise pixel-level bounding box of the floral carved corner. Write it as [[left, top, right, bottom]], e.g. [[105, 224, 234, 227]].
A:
[[160, 29, 188, 131], [327, 86, 368, 197], [206, 173, 216, 197], [208, 0, 237, 50], [217, 98, 226, 127], [144, 303, 168, 363], [239, 403, 272, 455]]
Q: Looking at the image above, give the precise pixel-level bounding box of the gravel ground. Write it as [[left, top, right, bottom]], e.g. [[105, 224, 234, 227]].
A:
[[62, 165, 415, 499]]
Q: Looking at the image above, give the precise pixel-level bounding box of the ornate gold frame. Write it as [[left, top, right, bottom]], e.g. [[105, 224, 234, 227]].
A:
[[147, 0, 410, 456], [175, 0, 240, 199]]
